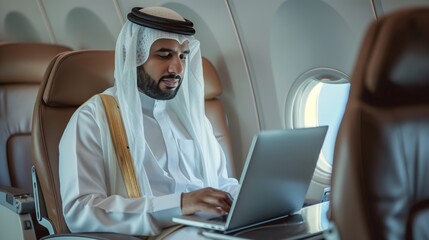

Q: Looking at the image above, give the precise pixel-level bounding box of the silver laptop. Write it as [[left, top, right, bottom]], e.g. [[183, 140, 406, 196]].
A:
[[172, 126, 328, 234]]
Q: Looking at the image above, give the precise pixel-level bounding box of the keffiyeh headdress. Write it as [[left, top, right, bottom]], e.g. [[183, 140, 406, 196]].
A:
[[109, 7, 221, 196]]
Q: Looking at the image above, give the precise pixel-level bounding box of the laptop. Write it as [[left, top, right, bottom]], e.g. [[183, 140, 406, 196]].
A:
[[172, 126, 328, 234]]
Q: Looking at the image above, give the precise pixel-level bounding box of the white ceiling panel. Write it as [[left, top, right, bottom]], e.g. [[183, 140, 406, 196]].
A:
[[42, 0, 123, 50], [0, 0, 52, 42]]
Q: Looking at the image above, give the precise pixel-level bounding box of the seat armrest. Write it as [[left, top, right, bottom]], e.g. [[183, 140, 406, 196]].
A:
[[0, 184, 35, 214], [0, 185, 37, 240]]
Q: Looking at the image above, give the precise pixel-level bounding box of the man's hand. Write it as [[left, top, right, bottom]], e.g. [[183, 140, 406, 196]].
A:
[[181, 187, 233, 215]]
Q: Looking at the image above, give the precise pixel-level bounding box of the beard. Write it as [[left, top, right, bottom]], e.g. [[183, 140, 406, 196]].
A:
[[136, 65, 183, 100]]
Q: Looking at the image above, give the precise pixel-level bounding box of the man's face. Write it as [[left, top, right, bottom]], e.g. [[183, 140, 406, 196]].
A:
[[137, 39, 190, 100]]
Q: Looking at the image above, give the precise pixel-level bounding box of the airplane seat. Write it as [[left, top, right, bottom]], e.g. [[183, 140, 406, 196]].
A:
[[328, 7, 429, 240], [0, 42, 71, 240], [31, 50, 117, 237], [202, 57, 236, 177], [31, 50, 235, 239]]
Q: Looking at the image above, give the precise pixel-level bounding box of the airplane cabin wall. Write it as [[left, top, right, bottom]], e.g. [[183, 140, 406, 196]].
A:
[[42, 0, 123, 50], [228, 0, 374, 129], [230, 0, 375, 202], [1, 0, 429, 202]]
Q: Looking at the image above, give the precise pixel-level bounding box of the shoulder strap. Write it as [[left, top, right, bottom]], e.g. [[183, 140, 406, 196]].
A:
[[99, 94, 141, 198]]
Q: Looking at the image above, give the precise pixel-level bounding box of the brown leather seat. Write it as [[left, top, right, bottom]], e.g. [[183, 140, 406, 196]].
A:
[[31, 50, 234, 236], [32, 50, 115, 235], [203, 57, 236, 177], [0, 42, 71, 239], [329, 7, 429, 240]]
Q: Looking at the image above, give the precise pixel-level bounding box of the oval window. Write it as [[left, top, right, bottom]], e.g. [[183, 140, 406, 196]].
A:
[[285, 68, 350, 185]]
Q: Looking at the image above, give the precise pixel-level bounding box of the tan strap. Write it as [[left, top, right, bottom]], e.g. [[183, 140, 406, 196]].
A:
[[100, 94, 185, 238], [99, 94, 141, 198]]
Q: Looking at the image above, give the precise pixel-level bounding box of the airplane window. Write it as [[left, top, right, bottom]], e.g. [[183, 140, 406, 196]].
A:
[[285, 68, 350, 184], [306, 80, 350, 166]]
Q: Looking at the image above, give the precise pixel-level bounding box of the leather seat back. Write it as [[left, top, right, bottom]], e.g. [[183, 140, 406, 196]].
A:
[[32, 50, 115, 233], [203, 57, 235, 177], [330, 7, 429, 240], [0, 42, 71, 238]]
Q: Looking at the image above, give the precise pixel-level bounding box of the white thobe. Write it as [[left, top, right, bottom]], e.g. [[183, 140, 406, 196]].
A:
[[59, 92, 238, 236]]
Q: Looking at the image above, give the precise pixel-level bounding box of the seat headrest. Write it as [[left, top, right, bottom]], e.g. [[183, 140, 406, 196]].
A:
[[43, 50, 115, 107], [0, 42, 71, 84], [359, 7, 429, 106], [202, 57, 222, 99]]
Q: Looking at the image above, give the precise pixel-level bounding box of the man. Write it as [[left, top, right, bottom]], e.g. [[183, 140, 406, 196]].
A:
[[59, 6, 239, 236]]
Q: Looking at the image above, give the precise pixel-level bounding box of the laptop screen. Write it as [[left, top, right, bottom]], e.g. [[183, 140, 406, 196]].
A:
[[226, 126, 328, 232]]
